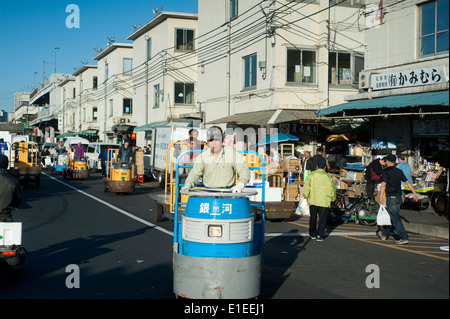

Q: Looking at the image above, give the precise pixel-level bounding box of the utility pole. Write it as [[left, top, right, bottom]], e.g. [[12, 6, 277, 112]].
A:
[[54, 47, 60, 74]]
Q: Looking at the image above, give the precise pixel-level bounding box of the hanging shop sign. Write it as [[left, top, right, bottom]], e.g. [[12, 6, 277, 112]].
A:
[[412, 119, 449, 136], [278, 123, 318, 136], [371, 65, 447, 90]]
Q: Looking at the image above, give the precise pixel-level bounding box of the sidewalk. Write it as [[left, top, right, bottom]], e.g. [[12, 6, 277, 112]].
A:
[[399, 208, 449, 240]]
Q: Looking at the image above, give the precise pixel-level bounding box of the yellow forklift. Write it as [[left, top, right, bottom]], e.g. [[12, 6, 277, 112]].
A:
[[62, 147, 89, 180], [9, 142, 41, 187], [102, 149, 135, 194]]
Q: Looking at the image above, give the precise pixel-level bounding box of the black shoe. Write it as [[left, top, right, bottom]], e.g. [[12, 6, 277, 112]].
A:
[[316, 236, 323, 242]]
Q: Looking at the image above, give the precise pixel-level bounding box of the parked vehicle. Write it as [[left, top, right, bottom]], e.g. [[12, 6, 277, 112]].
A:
[[85, 142, 120, 171], [0, 222, 26, 282], [149, 125, 207, 186], [63, 137, 89, 153]]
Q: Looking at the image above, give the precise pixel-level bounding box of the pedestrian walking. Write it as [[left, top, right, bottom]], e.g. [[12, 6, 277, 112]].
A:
[[303, 157, 336, 241], [396, 155, 413, 186], [378, 154, 419, 245]]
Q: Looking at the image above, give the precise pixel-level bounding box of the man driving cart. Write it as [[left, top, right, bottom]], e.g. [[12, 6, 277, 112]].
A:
[[182, 126, 250, 193]]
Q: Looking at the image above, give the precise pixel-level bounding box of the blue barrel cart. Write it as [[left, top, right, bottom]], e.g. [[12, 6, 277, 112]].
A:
[[54, 152, 70, 173], [172, 150, 266, 299]]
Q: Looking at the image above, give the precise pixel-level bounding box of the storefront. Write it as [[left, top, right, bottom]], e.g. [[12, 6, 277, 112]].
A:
[[315, 89, 449, 215]]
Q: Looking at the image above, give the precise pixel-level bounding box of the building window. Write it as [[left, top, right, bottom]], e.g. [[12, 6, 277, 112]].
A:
[[153, 84, 160, 108], [174, 83, 194, 104], [287, 49, 316, 84], [123, 58, 133, 75], [147, 38, 152, 60], [329, 52, 364, 85], [175, 28, 195, 51], [420, 0, 449, 56], [93, 76, 98, 89], [105, 63, 109, 80], [123, 98, 132, 114], [109, 99, 113, 117], [229, 0, 238, 20], [243, 54, 257, 88], [93, 107, 97, 120], [73, 88, 76, 98]]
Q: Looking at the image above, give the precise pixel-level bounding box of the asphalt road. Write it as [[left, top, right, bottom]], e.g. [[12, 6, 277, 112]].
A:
[[0, 171, 448, 300]]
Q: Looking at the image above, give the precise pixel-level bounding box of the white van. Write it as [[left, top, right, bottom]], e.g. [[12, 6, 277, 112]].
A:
[[63, 137, 90, 153], [85, 142, 120, 171]]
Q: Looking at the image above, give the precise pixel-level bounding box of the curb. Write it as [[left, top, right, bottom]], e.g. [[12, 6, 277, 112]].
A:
[[404, 222, 449, 240]]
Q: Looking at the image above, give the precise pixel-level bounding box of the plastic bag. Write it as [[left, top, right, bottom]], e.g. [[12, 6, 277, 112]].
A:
[[295, 197, 310, 216], [376, 204, 391, 226]]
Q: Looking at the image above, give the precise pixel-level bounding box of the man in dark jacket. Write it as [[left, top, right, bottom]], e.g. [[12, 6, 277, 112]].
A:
[[364, 157, 387, 200], [0, 155, 22, 222], [118, 139, 134, 163]]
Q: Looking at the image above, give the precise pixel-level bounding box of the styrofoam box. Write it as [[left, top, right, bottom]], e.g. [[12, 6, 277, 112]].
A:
[[0, 222, 22, 245], [249, 187, 283, 202]]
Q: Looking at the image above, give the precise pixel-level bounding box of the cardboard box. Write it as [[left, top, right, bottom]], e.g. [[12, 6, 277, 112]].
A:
[[285, 184, 300, 194], [285, 192, 300, 201], [268, 173, 285, 188], [282, 158, 300, 171]]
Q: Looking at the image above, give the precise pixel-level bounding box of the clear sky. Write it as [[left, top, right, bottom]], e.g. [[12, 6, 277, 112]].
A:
[[0, 0, 198, 113]]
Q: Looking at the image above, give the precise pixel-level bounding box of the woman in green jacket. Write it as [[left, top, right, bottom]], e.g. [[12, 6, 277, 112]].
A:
[[303, 157, 336, 241]]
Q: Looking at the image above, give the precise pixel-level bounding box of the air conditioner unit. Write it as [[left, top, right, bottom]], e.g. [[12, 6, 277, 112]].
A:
[[359, 71, 372, 90]]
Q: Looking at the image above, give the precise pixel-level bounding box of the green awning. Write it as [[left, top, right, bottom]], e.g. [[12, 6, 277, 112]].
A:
[[134, 121, 190, 132], [78, 129, 98, 137], [315, 90, 449, 117], [134, 121, 169, 132], [56, 132, 77, 138]]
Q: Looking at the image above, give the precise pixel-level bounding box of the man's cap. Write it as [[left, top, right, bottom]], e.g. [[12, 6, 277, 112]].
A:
[[383, 154, 396, 163], [316, 156, 326, 168], [207, 126, 222, 141], [124, 139, 130, 143]]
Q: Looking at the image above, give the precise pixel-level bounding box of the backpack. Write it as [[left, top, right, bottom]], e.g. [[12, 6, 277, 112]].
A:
[[370, 166, 381, 182]]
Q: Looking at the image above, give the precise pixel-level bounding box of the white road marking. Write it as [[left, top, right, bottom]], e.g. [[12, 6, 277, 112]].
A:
[[43, 173, 174, 236], [265, 232, 377, 237]]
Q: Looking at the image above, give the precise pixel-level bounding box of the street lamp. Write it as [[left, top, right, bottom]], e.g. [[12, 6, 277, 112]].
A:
[[54, 47, 60, 73], [34, 72, 38, 88]]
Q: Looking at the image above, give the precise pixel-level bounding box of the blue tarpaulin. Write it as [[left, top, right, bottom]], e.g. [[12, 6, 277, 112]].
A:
[[257, 133, 299, 146]]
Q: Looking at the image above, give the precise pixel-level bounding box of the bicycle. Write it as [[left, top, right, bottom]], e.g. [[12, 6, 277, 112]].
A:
[[329, 180, 379, 226]]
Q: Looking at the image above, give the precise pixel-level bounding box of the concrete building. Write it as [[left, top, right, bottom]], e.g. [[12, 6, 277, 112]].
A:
[[13, 92, 33, 126], [316, 0, 449, 168], [29, 73, 73, 142], [72, 65, 99, 139], [93, 43, 135, 143], [127, 11, 199, 146], [198, 0, 366, 145], [57, 76, 76, 136]]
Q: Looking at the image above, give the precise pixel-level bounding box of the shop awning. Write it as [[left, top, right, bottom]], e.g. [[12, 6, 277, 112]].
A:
[[56, 132, 77, 138], [315, 90, 449, 118], [78, 129, 98, 137], [208, 109, 318, 126]]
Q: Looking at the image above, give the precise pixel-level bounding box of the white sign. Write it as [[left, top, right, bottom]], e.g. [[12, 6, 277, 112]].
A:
[[371, 65, 447, 90], [366, 2, 384, 28]]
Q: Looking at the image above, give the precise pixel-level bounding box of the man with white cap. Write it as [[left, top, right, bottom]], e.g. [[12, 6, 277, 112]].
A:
[[182, 126, 250, 193], [378, 153, 419, 245]]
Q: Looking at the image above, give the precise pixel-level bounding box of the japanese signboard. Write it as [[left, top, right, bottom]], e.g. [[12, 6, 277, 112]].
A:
[[371, 65, 447, 90], [278, 123, 317, 136]]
